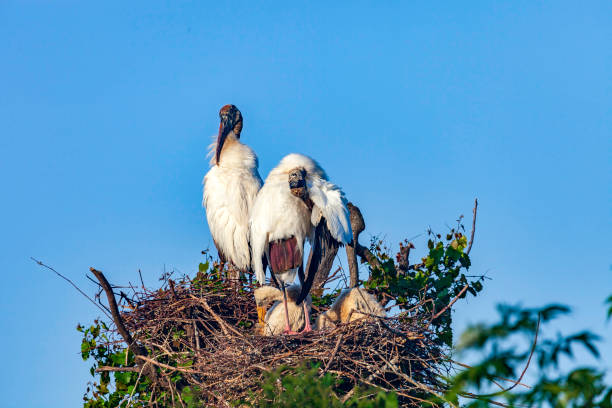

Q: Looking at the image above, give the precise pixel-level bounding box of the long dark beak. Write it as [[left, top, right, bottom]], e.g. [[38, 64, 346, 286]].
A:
[[215, 117, 232, 164]]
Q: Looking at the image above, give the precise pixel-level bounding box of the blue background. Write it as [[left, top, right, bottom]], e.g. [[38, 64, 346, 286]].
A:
[[1, 2, 610, 406]]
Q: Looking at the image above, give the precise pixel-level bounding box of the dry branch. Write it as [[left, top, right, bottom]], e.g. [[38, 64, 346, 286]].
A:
[[466, 198, 478, 255], [31, 257, 113, 320], [430, 284, 469, 322], [90, 267, 159, 383], [95, 366, 140, 373]]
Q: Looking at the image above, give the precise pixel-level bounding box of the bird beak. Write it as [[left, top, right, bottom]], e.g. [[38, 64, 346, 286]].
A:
[[257, 306, 267, 326], [215, 116, 232, 165]]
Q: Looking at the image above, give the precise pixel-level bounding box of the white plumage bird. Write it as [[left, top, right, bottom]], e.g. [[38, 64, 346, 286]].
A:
[[316, 287, 385, 329], [203, 105, 262, 273], [254, 285, 312, 336], [250, 153, 352, 334]]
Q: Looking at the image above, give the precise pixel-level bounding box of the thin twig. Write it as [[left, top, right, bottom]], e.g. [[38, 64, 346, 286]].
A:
[[466, 198, 478, 255], [322, 334, 344, 375], [135, 355, 197, 374], [95, 366, 140, 373], [126, 364, 146, 407], [138, 269, 145, 289], [31, 257, 113, 320], [430, 284, 469, 321], [451, 360, 531, 389], [476, 313, 540, 397], [189, 295, 245, 338]]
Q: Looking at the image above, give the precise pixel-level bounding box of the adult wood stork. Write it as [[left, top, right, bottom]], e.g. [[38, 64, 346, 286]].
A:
[[250, 153, 352, 334], [203, 105, 262, 276]]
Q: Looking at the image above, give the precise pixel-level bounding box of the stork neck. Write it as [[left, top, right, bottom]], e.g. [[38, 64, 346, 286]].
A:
[[216, 134, 240, 166]]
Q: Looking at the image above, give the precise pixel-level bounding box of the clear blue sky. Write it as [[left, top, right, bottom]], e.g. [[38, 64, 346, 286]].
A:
[[1, 1, 610, 406]]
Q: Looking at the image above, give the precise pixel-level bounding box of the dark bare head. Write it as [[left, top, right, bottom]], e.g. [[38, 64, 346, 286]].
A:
[[216, 104, 243, 164], [347, 202, 365, 236], [288, 167, 308, 200]]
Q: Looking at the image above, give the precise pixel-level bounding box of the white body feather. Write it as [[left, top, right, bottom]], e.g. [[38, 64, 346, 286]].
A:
[[203, 137, 262, 270], [254, 285, 312, 336], [250, 153, 352, 284], [316, 288, 385, 329]]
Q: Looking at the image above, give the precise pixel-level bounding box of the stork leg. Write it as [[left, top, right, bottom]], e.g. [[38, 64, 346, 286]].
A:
[[300, 302, 312, 333], [281, 282, 298, 335]]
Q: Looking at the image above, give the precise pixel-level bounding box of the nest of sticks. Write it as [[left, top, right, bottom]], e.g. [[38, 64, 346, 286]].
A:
[[92, 268, 446, 407]]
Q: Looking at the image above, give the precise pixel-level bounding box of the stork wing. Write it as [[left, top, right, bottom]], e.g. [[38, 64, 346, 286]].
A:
[[307, 178, 352, 244], [296, 218, 340, 305], [249, 199, 269, 284]]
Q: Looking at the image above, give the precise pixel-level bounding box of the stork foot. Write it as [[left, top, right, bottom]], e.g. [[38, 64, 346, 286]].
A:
[[283, 329, 300, 335], [299, 326, 312, 334], [299, 302, 313, 334]]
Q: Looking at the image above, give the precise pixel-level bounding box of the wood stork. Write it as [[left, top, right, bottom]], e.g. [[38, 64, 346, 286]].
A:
[[254, 285, 312, 336], [316, 287, 385, 329], [203, 105, 262, 277], [250, 153, 352, 334]]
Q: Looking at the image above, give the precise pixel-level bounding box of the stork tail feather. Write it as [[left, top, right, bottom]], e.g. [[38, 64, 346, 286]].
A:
[[269, 237, 302, 274]]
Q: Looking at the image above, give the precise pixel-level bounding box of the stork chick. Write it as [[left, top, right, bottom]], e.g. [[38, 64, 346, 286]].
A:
[[254, 285, 312, 336], [316, 288, 385, 329]]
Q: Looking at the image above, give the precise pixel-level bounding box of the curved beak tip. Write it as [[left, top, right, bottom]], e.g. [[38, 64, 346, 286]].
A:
[[216, 122, 229, 164]]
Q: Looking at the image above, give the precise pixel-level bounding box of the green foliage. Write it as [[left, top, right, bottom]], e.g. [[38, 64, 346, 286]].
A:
[[365, 223, 483, 347], [78, 320, 156, 408], [79, 320, 202, 408], [249, 363, 398, 408], [311, 288, 342, 307], [434, 297, 612, 407]]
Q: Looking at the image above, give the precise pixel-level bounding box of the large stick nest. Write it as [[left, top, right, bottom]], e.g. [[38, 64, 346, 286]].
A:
[[116, 273, 446, 406]]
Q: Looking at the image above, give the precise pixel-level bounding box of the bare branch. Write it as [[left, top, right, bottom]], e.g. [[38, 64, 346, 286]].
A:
[[95, 366, 140, 373], [31, 257, 113, 320], [476, 314, 540, 398], [396, 241, 414, 275], [355, 243, 381, 270], [466, 198, 478, 255], [430, 284, 469, 322], [138, 269, 145, 289], [90, 267, 159, 383], [321, 334, 344, 375], [451, 360, 531, 389]]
